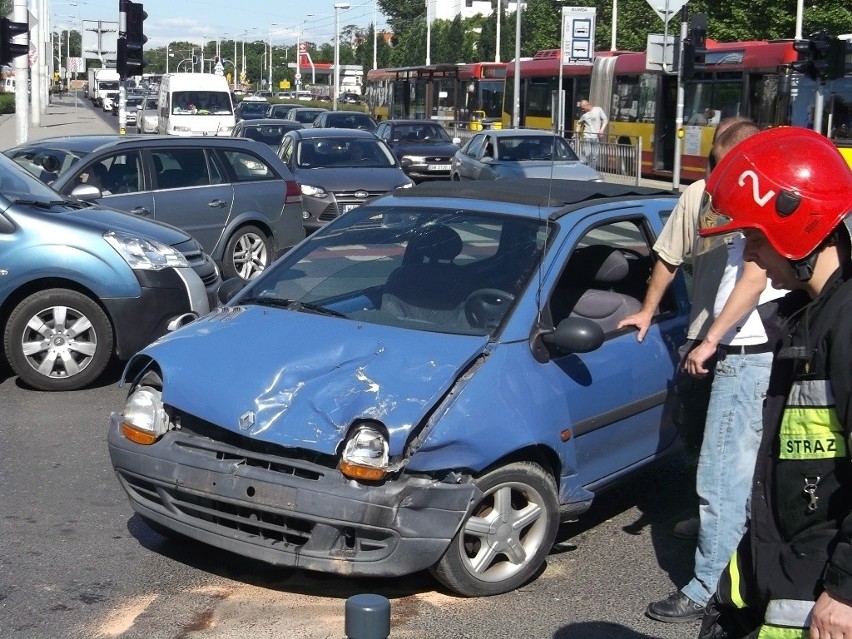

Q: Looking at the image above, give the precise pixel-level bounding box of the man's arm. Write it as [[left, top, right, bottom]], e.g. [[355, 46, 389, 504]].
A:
[[684, 260, 766, 377], [617, 258, 678, 342], [598, 108, 608, 138]]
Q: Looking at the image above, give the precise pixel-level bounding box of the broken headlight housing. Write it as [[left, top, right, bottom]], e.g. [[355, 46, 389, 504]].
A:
[[339, 424, 389, 481], [120, 386, 170, 445]]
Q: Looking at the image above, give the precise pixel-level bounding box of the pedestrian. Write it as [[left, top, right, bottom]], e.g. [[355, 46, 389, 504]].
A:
[[576, 99, 608, 170], [696, 127, 852, 639], [645, 120, 790, 623]]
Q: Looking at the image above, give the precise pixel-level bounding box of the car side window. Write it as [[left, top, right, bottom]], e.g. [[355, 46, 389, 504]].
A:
[[76, 152, 142, 195], [279, 138, 293, 164], [465, 134, 486, 158], [152, 148, 209, 189], [206, 151, 228, 185], [221, 149, 276, 182], [548, 218, 657, 336]]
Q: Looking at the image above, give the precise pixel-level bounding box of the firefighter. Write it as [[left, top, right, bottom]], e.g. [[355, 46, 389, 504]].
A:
[[697, 126, 852, 639]]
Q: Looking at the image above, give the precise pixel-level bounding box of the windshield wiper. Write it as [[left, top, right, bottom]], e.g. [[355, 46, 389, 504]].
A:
[[238, 295, 299, 309], [11, 198, 66, 209], [298, 302, 346, 318]]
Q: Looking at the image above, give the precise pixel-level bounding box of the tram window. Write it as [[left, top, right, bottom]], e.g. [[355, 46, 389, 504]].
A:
[[713, 81, 745, 119], [527, 78, 556, 118]]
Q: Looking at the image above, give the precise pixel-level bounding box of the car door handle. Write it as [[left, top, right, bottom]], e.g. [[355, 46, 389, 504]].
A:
[[208, 199, 227, 208], [131, 206, 151, 216]]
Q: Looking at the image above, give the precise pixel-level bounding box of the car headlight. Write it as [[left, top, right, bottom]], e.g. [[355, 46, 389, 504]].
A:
[[174, 125, 191, 132], [120, 386, 169, 445], [339, 424, 389, 481], [396, 182, 414, 190], [301, 184, 328, 198], [104, 231, 189, 271], [403, 155, 427, 163]]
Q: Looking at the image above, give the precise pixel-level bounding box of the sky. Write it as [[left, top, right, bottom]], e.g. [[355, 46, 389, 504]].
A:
[[52, 0, 391, 51]]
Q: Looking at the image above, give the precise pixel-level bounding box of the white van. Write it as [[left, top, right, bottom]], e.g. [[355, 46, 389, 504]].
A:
[[158, 73, 235, 136], [1, 77, 16, 93]]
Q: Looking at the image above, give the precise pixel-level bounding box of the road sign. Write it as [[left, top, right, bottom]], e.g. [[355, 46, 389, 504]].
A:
[[560, 7, 596, 65], [294, 72, 302, 81], [645, 0, 688, 23], [214, 61, 224, 76]]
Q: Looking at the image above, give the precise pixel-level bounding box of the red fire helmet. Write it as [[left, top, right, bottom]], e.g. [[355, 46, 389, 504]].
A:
[[699, 127, 852, 261]]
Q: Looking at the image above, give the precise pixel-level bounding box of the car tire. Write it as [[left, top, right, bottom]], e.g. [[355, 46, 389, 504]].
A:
[[4, 289, 114, 391], [223, 225, 273, 281], [430, 461, 559, 597]]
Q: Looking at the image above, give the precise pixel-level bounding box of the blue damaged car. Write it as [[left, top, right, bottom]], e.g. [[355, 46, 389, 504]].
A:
[[108, 179, 688, 596]]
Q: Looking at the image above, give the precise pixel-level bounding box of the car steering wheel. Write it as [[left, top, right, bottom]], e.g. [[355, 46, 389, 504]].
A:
[[464, 289, 515, 330]]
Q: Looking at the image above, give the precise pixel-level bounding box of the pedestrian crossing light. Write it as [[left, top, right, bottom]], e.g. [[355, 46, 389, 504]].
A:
[[117, 0, 147, 78], [681, 13, 707, 79], [0, 17, 30, 66]]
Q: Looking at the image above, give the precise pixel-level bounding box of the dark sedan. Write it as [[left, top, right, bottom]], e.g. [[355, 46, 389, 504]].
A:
[[234, 99, 270, 122], [311, 110, 378, 132], [276, 128, 413, 234], [376, 119, 461, 182], [232, 118, 303, 149]]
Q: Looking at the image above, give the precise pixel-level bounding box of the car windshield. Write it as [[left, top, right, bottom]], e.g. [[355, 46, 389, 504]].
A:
[[292, 110, 323, 123], [323, 113, 376, 130], [496, 136, 580, 161], [172, 91, 233, 115], [241, 125, 291, 148], [235, 206, 551, 337], [393, 124, 452, 143], [4, 145, 83, 183], [297, 138, 396, 168], [239, 101, 269, 114], [0, 154, 71, 204]]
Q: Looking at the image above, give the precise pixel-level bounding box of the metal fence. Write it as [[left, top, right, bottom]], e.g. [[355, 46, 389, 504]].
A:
[[446, 126, 642, 186]]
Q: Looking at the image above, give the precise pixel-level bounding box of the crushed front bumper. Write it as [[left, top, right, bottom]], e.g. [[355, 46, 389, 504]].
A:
[[108, 416, 479, 576]]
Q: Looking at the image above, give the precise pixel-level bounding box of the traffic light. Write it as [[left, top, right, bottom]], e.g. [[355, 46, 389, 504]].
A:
[[117, 0, 147, 78], [681, 14, 707, 79], [793, 30, 848, 82], [0, 17, 30, 66]]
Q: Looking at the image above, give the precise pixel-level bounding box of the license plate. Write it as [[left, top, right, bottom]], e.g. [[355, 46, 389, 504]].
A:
[[428, 164, 451, 171], [342, 204, 359, 213]]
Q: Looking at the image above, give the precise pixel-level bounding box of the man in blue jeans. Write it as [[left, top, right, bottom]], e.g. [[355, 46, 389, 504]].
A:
[[644, 121, 786, 622]]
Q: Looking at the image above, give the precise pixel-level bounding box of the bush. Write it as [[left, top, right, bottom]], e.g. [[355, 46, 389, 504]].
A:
[[0, 93, 14, 114]]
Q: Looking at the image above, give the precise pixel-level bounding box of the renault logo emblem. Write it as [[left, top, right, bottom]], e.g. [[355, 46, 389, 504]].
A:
[[238, 411, 256, 431]]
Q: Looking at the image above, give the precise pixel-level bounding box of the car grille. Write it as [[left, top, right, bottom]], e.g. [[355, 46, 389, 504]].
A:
[[319, 189, 390, 222], [173, 237, 220, 288]]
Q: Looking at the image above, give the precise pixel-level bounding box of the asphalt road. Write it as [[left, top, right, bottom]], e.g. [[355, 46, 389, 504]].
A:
[[0, 352, 705, 639]]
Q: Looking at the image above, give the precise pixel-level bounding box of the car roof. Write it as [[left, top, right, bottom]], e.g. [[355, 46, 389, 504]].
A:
[[482, 130, 568, 139], [237, 118, 302, 127], [292, 128, 379, 140], [382, 119, 442, 127], [385, 178, 675, 220], [12, 135, 270, 152]]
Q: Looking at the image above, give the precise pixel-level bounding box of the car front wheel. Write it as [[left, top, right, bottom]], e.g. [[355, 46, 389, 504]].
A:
[[4, 289, 114, 391], [430, 461, 559, 596], [223, 225, 272, 281]]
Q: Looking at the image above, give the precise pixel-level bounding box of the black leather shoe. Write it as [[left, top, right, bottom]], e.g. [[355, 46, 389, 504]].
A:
[[646, 591, 706, 623]]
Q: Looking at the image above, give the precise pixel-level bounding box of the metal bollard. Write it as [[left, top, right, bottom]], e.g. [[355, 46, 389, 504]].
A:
[[344, 594, 391, 639]]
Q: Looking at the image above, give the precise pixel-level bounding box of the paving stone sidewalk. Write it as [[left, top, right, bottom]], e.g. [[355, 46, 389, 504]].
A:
[[0, 90, 116, 151]]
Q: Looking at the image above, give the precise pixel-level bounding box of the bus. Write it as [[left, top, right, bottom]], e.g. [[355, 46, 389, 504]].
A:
[[366, 61, 506, 128], [503, 40, 802, 181]]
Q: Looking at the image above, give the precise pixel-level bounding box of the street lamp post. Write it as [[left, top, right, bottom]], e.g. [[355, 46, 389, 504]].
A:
[[333, 3, 350, 110], [268, 23, 278, 93]]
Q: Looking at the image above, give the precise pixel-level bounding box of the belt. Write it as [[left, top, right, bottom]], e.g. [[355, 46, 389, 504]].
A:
[[719, 343, 773, 355]]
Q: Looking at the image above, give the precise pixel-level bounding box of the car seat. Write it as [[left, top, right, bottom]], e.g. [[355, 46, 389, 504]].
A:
[[106, 162, 138, 194], [553, 245, 641, 333], [381, 224, 471, 326]]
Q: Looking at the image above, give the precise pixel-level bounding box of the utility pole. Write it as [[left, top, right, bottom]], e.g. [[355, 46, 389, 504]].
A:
[[13, 0, 29, 143]]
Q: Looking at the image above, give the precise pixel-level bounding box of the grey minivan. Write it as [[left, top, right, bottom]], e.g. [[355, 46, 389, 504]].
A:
[[6, 136, 304, 280]]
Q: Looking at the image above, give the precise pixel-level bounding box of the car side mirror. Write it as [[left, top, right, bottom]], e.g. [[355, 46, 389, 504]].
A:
[[530, 317, 604, 363], [217, 277, 246, 305], [400, 158, 412, 168], [452, 137, 461, 145], [70, 184, 103, 201]]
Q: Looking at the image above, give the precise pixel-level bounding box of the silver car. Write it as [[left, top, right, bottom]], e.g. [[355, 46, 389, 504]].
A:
[[277, 128, 413, 234], [6, 136, 305, 281], [451, 130, 603, 182], [135, 95, 159, 134]]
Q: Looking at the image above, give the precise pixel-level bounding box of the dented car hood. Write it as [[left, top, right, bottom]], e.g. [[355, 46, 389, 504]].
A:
[[139, 305, 490, 456]]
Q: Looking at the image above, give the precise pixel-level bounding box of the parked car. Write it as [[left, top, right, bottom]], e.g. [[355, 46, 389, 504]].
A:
[[5, 135, 304, 281], [0, 152, 215, 391], [134, 94, 159, 134], [232, 118, 303, 149], [234, 99, 270, 122], [276, 127, 413, 233], [311, 110, 378, 132], [284, 106, 328, 125], [376, 119, 461, 182], [266, 103, 301, 119], [340, 92, 362, 104], [451, 129, 604, 182], [107, 178, 684, 596]]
